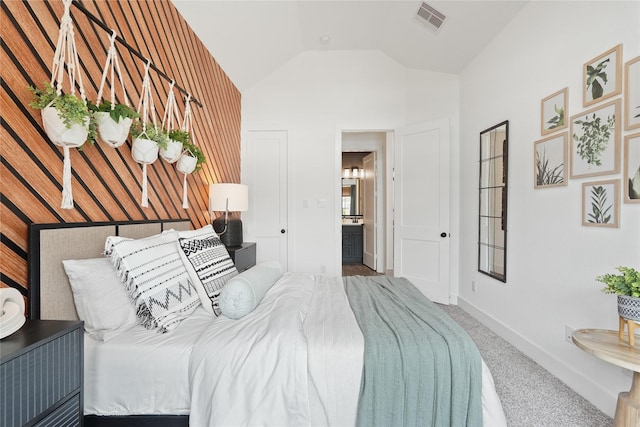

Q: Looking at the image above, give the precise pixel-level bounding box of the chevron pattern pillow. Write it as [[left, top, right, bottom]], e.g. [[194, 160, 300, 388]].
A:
[[105, 230, 201, 333], [178, 233, 238, 316]]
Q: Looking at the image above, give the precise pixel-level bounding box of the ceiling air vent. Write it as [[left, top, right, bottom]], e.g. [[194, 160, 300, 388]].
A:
[[416, 2, 446, 31]]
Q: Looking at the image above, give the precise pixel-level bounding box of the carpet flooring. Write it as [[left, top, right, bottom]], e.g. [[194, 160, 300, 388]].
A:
[[438, 304, 614, 427]]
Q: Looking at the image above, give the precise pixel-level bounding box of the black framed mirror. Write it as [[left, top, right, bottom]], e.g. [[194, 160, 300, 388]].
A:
[[478, 120, 508, 282]]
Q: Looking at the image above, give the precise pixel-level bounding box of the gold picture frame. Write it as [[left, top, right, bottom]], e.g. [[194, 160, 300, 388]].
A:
[[583, 44, 622, 107], [582, 179, 619, 228], [534, 132, 568, 189], [624, 56, 640, 131], [541, 88, 568, 135], [624, 132, 640, 204], [570, 98, 620, 179]]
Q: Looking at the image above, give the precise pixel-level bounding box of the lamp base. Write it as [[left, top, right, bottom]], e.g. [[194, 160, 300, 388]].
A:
[[212, 217, 244, 247]]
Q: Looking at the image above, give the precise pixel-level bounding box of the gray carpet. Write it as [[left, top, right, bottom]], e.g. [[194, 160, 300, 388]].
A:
[[438, 304, 613, 427]]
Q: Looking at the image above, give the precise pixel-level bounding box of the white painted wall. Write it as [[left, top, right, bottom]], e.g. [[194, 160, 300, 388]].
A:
[[242, 50, 459, 277], [458, 0, 640, 417]]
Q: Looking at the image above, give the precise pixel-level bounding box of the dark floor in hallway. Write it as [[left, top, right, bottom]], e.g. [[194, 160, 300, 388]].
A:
[[342, 264, 382, 276]]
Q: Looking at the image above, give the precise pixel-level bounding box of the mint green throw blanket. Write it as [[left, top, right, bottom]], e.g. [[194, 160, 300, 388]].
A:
[[343, 276, 483, 427]]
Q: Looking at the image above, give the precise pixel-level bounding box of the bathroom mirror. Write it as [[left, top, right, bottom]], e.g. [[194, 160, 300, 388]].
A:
[[478, 120, 508, 282], [342, 179, 362, 216]]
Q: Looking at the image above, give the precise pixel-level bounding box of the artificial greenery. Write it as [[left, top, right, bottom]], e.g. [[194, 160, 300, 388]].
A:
[[182, 139, 206, 171], [89, 100, 139, 123], [129, 121, 169, 150], [597, 266, 640, 297], [546, 105, 564, 130], [586, 58, 610, 101], [535, 148, 564, 186], [28, 82, 96, 147], [573, 113, 615, 166], [587, 185, 612, 224]]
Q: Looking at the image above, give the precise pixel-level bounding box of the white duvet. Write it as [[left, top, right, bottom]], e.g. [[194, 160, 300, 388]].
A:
[[85, 272, 507, 426]]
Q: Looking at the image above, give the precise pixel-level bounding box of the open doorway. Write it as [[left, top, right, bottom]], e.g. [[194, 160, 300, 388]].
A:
[[341, 131, 389, 276]]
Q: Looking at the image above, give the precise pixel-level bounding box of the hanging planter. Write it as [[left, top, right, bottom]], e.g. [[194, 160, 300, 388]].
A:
[[160, 138, 183, 163], [160, 81, 183, 163], [92, 31, 138, 148], [177, 95, 206, 208], [27, 0, 91, 209]]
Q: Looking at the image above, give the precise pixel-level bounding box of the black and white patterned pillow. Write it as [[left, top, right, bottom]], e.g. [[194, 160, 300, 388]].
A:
[[104, 230, 201, 333], [178, 234, 238, 316]]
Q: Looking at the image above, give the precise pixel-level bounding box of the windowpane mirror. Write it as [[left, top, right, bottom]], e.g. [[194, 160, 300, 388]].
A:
[[478, 120, 508, 282]]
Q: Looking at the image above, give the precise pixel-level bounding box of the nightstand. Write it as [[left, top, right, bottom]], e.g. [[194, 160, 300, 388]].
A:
[[227, 242, 256, 272], [1, 320, 83, 427]]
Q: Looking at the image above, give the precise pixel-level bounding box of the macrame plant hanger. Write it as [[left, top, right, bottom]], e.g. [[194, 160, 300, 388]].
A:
[[95, 30, 132, 147], [160, 81, 183, 163], [48, 0, 88, 209], [134, 60, 160, 208], [180, 94, 195, 209]]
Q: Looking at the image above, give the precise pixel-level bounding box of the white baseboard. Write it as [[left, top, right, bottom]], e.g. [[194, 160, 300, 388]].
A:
[[457, 297, 618, 418]]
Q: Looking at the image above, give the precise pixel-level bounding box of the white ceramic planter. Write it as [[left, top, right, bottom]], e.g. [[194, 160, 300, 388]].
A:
[[95, 112, 132, 148], [41, 106, 88, 148], [160, 139, 183, 163], [132, 137, 159, 164], [176, 154, 197, 174]]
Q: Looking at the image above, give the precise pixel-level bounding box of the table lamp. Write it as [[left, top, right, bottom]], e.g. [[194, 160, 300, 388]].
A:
[[209, 183, 248, 247]]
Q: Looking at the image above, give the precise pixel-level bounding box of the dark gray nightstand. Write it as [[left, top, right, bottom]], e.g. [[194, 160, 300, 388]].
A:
[[1, 319, 84, 427], [227, 242, 256, 272]]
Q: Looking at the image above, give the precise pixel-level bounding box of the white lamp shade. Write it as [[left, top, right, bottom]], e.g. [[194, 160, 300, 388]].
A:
[[209, 183, 248, 212]]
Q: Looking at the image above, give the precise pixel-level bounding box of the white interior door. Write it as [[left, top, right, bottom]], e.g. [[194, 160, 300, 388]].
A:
[[393, 119, 450, 304], [362, 152, 376, 270], [244, 130, 288, 270]]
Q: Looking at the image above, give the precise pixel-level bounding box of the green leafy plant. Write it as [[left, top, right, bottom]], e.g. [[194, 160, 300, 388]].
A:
[[546, 105, 564, 130], [129, 121, 169, 150], [597, 266, 640, 297], [28, 82, 96, 147], [168, 129, 190, 145], [182, 139, 206, 171], [535, 148, 564, 185], [587, 185, 612, 223], [586, 58, 610, 100], [88, 100, 139, 123], [573, 113, 615, 166]]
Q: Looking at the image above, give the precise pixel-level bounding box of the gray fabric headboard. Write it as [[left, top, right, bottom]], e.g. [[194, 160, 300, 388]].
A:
[[28, 219, 192, 320]]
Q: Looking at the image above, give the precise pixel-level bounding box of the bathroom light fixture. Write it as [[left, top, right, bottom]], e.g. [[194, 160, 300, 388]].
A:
[[352, 167, 360, 178], [343, 168, 350, 178]]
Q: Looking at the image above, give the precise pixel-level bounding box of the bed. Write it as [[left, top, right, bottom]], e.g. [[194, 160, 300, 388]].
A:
[[28, 219, 507, 427]]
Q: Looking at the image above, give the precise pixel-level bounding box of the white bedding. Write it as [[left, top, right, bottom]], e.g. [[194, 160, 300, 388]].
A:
[[84, 272, 506, 426]]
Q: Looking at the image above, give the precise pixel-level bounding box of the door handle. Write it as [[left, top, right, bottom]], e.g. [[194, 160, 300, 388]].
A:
[[440, 232, 448, 238], [281, 229, 286, 234]]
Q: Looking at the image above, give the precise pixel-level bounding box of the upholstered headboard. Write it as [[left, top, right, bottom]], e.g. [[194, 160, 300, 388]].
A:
[[28, 219, 192, 320]]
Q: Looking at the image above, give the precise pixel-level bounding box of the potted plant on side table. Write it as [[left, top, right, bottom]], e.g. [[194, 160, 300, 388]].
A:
[[597, 266, 640, 345]]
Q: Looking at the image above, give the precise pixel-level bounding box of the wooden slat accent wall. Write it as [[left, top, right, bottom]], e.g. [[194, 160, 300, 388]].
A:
[[0, 0, 241, 303]]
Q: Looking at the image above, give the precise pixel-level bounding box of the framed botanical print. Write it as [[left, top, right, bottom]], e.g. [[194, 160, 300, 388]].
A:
[[583, 44, 622, 107], [534, 133, 567, 188], [625, 56, 640, 130], [582, 179, 619, 228], [624, 132, 640, 204], [570, 98, 620, 179], [541, 88, 568, 135]]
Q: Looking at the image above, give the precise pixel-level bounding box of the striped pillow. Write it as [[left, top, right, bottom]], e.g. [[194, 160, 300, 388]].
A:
[[105, 230, 201, 333], [178, 232, 238, 316]]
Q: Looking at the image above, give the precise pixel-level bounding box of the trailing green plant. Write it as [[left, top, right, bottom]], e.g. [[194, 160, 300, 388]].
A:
[[28, 82, 96, 147], [168, 129, 191, 145], [88, 100, 139, 123], [573, 113, 615, 166], [535, 148, 564, 185], [182, 140, 206, 171], [587, 185, 612, 223], [586, 57, 610, 100], [546, 104, 564, 130], [597, 266, 640, 297], [129, 121, 169, 150]]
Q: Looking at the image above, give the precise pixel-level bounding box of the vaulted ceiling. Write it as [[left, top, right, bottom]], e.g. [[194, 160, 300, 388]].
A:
[[173, 1, 528, 91]]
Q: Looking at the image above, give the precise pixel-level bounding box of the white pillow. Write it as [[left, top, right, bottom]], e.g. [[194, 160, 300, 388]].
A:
[[219, 261, 283, 319], [104, 230, 201, 333], [178, 231, 238, 316], [62, 258, 137, 341]]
